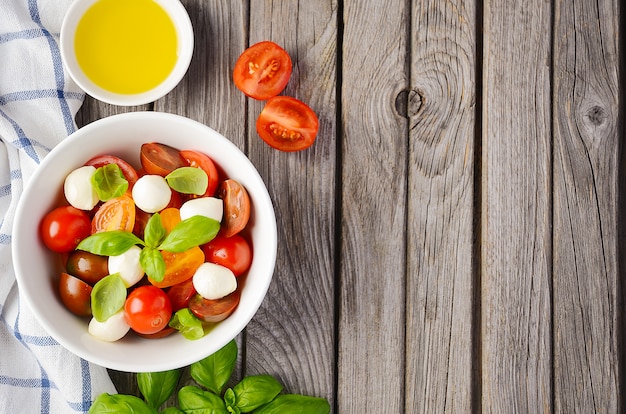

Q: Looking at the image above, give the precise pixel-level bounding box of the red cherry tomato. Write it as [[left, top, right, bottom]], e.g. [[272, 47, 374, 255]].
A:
[[140, 142, 186, 176], [256, 96, 319, 152], [233, 41, 292, 100], [40, 206, 92, 253], [202, 234, 252, 277], [124, 285, 172, 335], [84, 154, 139, 188], [59, 272, 92, 317], [188, 290, 241, 323], [217, 179, 250, 238], [166, 278, 196, 312], [179, 150, 219, 197]]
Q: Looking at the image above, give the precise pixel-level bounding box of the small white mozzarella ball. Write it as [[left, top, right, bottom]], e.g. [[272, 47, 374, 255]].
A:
[[64, 165, 99, 210], [180, 197, 223, 222], [88, 310, 130, 342], [193, 262, 237, 300], [108, 245, 144, 288], [132, 174, 171, 213]]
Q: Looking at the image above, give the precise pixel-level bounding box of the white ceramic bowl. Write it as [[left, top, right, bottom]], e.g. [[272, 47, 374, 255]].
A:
[[12, 112, 277, 372], [60, 0, 194, 106]]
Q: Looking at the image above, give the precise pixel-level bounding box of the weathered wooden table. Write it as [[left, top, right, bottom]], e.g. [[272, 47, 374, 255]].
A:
[[76, 0, 623, 412]]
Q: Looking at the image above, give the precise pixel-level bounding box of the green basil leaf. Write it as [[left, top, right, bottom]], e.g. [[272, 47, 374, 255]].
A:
[[137, 369, 181, 409], [91, 274, 127, 322], [158, 215, 220, 253], [77, 231, 143, 256], [232, 375, 282, 412], [190, 339, 237, 395], [88, 393, 156, 414], [169, 308, 206, 340], [224, 388, 236, 409], [92, 163, 129, 202], [140, 247, 166, 282], [177, 386, 228, 414], [160, 408, 184, 414], [143, 213, 166, 249], [165, 167, 208, 195], [254, 394, 330, 414]]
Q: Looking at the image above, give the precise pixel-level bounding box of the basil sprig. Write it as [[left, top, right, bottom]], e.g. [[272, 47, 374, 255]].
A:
[[165, 166, 208, 195], [91, 273, 126, 322], [91, 163, 129, 201]]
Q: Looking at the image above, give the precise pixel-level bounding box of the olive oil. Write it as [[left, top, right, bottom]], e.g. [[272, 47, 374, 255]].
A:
[[75, 0, 178, 95]]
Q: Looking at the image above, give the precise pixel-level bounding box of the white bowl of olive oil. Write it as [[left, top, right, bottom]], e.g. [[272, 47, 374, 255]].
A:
[[60, 0, 193, 106]]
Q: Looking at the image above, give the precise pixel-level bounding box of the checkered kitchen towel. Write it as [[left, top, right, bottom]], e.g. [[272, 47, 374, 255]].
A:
[[0, 0, 117, 412]]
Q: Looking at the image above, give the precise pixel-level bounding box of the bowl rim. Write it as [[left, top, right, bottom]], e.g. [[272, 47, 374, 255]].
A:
[[12, 111, 277, 372]]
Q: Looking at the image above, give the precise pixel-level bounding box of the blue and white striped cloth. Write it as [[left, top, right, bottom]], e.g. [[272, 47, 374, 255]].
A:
[[0, 0, 117, 412]]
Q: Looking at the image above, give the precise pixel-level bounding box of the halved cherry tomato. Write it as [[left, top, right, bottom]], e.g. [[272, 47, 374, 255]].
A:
[[167, 278, 196, 312], [256, 96, 319, 151], [188, 290, 241, 323], [148, 246, 205, 288], [40, 206, 92, 253], [65, 250, 109, 285], [85, 155, 139, 188], [180, 150, 219, 197], [233, 41, 292, 100], [217, 179, 250, 238], [159, 207, 181, 233], [59, 272, 92, 317], [124, 285, 172, 335], [91, 195, 136, 233], [202, 234, 252, 277], [140, 142, 186, 176]]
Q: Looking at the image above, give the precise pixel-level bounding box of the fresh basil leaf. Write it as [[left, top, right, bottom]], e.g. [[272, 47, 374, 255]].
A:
[[91, 274, 127, 322], [137, 369, 181, 409], [92, 163, 129, 202], [190, 339, 238, 395], [158, 215, 220, 253], [254, 394, 330, 414], [224, 388, 236, 409], [143, 213, 166, 249], [140, 247, 166, 282], [88, 393, 156, 414], [177, 386, 228, 414], [169, 308, 206, 340], [232, 375, 282, 412], [77, 231, 143, 256], [160, 408, 184, 414], [165, 167, 208, 195]]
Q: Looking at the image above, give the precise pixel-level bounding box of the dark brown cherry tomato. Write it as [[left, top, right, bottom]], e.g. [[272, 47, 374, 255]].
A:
[[124, 285, 172, 335], [40, 206, 92, 253], [233, 41, 292, 100], [202, 234, 252, 277], [180, 150, 220, 197], [59, 272, 92, 317], [256, 96, 319, 152], [65, 250, 109, 285], [91, 194, 136, 233], [188, 290, 241, 323], [166, 278, 196, 312], [85, 154, 139, 188], [217, 179, 250, 238], [140, 142, 186, 177]]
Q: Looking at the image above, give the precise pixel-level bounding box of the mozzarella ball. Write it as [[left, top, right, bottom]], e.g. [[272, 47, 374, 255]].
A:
[[88, 310, 130, 342], [108, 245, 144, 288], [64, 165, 99, 210], [192, 262, 237, 300], [180, 197, 223, 222], [132, 174, 171, 213]]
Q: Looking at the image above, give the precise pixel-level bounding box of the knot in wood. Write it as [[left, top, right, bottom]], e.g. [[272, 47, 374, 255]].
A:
[[394, 88, 424, 119], [585, 105, 607, 126]]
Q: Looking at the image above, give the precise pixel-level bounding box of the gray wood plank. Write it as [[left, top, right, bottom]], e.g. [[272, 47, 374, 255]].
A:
[[406, 0, 477, 412], [338, 1, 409, 412], [481, 0, 553, 411], [552, 0, 621, 411]]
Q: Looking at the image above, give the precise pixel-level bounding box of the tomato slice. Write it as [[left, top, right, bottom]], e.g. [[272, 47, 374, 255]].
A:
[[148, 246, 205, 288], [124, 285, 172, 335], [91, 195, 136, 233], [217, 179, 250, 238], [179, 150, 220, 197], [188, 290, 241, 323], [202, 234, 252, 277], [85, 154, 139, 188], [140, 142, 186, 176], [256, 96, 319, 151], [233, 41, 292, 100], [40, 206, 92, 253], [59, 272, 92, 317]]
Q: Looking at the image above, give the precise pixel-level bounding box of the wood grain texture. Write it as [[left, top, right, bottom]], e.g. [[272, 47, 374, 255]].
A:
[[406, 0, 476, 412], [552, 0, 621, 411], [481, 0, 552, 412]]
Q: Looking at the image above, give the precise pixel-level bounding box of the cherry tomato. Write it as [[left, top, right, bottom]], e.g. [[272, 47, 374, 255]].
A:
[[180, 150, 219, 197], [124, 285, 172, 335], [59, 272, 92, 317], [188, 290, 241, 323], [40, 206, 92, 253], [140, 142, 186, 176], [233, 41, 292, 100], [148, 246, 205, 289], [217, 179, 250, 238], [85, 155, 139, 188], [167, 278, 196, 312], [256, 96, 319, 152], [159, 207, 181, 233], [202, 234, 252, 277], [132, 209, 151, 239], [65, 250, 109, 285], [136, 327, 176, 339], [91, 195, 136, 233]]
